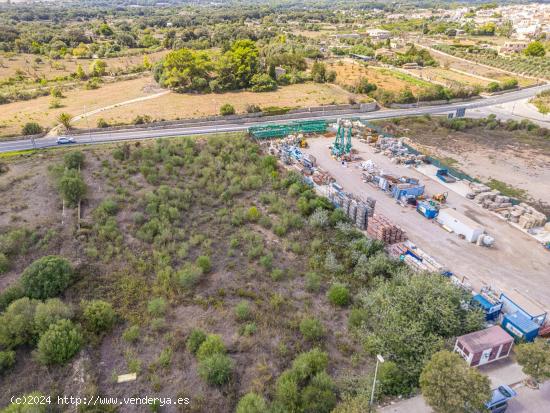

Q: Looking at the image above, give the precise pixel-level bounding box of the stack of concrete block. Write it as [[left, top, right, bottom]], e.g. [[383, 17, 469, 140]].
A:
[[367, 213, 406, 244], [328, 190, 374, 230], [511, 203, 548, 229]]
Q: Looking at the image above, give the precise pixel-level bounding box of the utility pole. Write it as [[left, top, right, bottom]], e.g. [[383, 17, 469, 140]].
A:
[[369, 354, 385, 412]]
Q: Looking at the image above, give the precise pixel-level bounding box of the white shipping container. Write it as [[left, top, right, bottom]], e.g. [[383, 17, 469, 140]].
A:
[[436, 209, 484, 242]]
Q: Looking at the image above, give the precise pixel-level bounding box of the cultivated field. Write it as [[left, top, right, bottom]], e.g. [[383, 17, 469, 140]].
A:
[[405, 66, 490, 88], [328, 59, 433, 93]]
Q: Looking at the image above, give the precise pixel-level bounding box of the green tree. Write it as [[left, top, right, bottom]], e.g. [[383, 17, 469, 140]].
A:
[[81, 300, 116, 334], [64, 151, 84, 169], [311, 61, 327, 83], [33, 298, 73, 337], [56, 112, 73, 130], [159, 48, 213, 91], [0, 297, 38, 348], [59, 169, 86, 207], [97, 22, 113, 37], [223, 39, 259, 89], [37, 319, 83, 365], [22, 122, 42, 135], [516, 340, 550, 384], [525, 41, 546, 57], [236, 393, 268, 413], [250, 73, 277, 92], [20, 255, 74, 300], [89, 59, 107, 77], [75, 64, 87, 80], [420, 350, 491, 413]]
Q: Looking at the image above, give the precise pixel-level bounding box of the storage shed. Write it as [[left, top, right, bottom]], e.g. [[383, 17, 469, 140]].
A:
[[501, 312, 540, 342], [500, 291, 547, 326], [472, 294, 503, 321], [454, 326, 514, 367], [436, 208, 484, 242]]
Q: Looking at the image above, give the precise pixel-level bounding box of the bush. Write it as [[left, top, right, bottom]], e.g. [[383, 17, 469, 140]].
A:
[[291, 348, 329, 381], [245, 104, 261, 113], [198, 353, 233, 386], [301, 372, 337, 413], [20, 255, 74, 300], [305, 272, 321, 293], [34, 298, 73, 337], [195, 255, 212, 273], [196, 334, 226, 361], [122, 325, 140, 343], [300, 318, 325, 342], [59, 169, 86, 207], [147, 297, 167, 317], [177, 264, 203, 289], [0, 284, 25, 312], [64, 151, 85, 170], [347, 308, 368, 330], [379, 360, 409, 396], [250, 73, 277, 92], [0, 350, 16, 374], [97, 118, 110, 128], [235, 301, 251, 321], [186, 329, 207, 354], [0, 298, 38, 348], [22, 122, 43, 135], [0, 253, 9, 274], [236, 393, 268, 413], [246, 206, 261, 222], [81, 300, 116, 334], [37, 319, 83, 365], [327, 283, 351, 307], [220, 103, 236, 116]]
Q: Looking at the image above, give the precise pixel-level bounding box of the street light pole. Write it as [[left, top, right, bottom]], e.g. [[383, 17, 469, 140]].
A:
[[369, 354, 385, 412]]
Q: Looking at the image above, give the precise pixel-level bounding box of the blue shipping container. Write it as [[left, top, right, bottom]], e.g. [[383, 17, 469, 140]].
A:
[[392, 185, 425, 200], [417, 201, 438, 219], [472, 294, 502, 321], [502, 312, 540, 342]]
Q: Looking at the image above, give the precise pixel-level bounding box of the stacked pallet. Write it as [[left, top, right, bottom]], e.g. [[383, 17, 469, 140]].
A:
[[367, 213, 406, 244], [386, 241, 408, 258]]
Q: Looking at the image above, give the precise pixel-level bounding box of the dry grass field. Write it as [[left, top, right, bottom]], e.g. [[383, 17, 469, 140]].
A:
[[405, 66, 490, 87], [73, 82, 353, 128], [0, 76, 159, 138]]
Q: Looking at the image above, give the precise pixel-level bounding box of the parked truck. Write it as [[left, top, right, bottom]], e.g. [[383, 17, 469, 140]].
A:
[[436, 168, 457, 183]]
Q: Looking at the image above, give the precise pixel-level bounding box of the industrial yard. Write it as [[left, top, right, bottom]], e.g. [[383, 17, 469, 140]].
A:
[[300, 136, 550, 308]]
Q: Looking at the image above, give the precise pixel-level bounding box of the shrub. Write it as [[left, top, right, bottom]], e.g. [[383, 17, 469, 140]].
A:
[[0, 284, 25, 312], [246, 206, 261, 222], [379, 360, 409, 396], [20, 256, 74, 300], [275, 370, 300, 411], [147, 297, 167, 317], [97, 118, 110, 128], [122, 325, 140, 343], [241, 322, 257, 336], [133, 114, 152, 125], [271, 268, 285, 281], [59, 169, 86, 207], [347, 308, 369, 330], [195, 255, 212, 274], [64, 151, 85, 170], [250, 73, 277, 92], [22, 122, 43, 135], [292, 348, 329, 381], [150, 317, 166, 332], [236, 393, 268, 413], [0, 253, 9, 274], [186, 329, 207, 354], [94, 198, 119, 220], [0, 297, 38, 348], [0, 350, 16, 374], [327, 283, 351, 307], [300, 318, 325, 342], [198, 353, 233, 386], [301, 372, 337, 413], [177, 264, 203, 289], [34, 298, 73, 337], [305, 272, 321, 293], [245, 104, 261, 113], [220, 103, 235, 116], [235, 301, 251, 321], [196, 334, 226, 361], [37, 319, 83, 365], [81, 300, 116, 334]]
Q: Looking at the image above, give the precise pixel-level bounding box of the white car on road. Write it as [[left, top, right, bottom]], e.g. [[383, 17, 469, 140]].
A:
[[56, 136, 76, 144]]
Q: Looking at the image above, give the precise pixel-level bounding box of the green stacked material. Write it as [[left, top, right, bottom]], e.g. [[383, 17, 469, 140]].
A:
[[249, 120, 328, 139]]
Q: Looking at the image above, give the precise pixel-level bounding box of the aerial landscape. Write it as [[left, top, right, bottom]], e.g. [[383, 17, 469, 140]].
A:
[[1, 0, 550, 412]]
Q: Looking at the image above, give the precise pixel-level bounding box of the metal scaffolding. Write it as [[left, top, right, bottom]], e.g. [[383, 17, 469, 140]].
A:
[[248, 120, 328, 139]]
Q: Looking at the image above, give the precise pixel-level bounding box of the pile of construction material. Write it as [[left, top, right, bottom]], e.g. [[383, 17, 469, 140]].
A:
[[373, 136, 427, 165], [507, 203, 548, 229], [312, 169, 333, 186], [468, 183, 548, 230], [328, 188, 375, 230], [387, 241, 445, 272], [367, 213, 406, 244]]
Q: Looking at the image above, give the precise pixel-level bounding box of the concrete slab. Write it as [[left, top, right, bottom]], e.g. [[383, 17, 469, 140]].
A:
[[478, 358, 527, 388]]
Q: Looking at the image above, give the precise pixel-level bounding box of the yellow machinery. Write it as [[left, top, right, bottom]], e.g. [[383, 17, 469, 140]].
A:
[[432, 192, 448, 204], [299, 139, 308, 148]]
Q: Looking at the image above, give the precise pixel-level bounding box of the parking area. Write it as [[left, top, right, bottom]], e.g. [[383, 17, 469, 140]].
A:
[[303, 137, 550, 309]]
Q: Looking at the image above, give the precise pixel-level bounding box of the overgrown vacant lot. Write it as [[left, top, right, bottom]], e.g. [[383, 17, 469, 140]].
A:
[[0, 135, 483, 412], [373, 116, 550, 207]]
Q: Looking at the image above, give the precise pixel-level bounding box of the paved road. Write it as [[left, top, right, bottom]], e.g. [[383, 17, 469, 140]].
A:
[[1, 84, 549, 154]]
